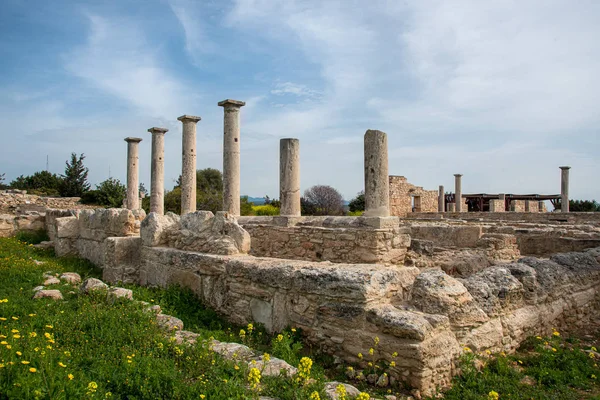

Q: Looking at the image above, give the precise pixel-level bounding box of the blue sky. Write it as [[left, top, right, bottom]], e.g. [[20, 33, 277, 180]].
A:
[[1, 0, 599, 201]]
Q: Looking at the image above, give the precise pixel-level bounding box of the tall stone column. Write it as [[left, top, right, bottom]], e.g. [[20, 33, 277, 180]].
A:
[[177, 115, 201, 215], [148, 127, 168, 215], [538, 201, 545, 212], [560, 166, 570, 213], [218, 99, 245, 216], [124, 137, 142, 210], [364, 130, 389, 217], [438, 185, 445, 212], [280, 138, 301, 216], [454, 174, 463, 212]]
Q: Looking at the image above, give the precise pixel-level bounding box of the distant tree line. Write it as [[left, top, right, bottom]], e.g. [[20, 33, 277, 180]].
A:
[[554, 199, 600, 212]]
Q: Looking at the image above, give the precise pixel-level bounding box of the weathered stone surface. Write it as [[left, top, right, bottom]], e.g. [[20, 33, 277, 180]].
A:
[[108, 287, 133, 300], [173, 330, 200, 345], [156, 314, 183, 331], [323, 382, 361, 399], [140, 212, 180, 247], [460, 267, 525, 316], [366, 304, 449, 341], [410, 269, 488, 328], [60, 272, 81, 285], [250, 355, 297, 377], [33, 241, 54, 250], [33, 290, 63, 300], [80, 278, 108, 293], [43, 277, 60, 286], [211, 340, 254, 361]]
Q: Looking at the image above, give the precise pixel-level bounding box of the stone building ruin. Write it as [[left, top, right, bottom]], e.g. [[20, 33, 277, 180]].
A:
[[2, 99, 600, 397]]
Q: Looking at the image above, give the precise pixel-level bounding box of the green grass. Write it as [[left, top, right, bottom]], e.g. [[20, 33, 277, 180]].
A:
[[0, 238, 357, 399], [433, 334, 600, 400]]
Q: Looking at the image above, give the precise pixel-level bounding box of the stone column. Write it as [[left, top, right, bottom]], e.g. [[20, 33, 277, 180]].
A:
[[148, 127, 168, 215], [448, 203, 455, 212], [219, 99, 245, 216], [539, 201, 545, 212], [525, 200, 531, 212], [454, 174, 463, 212], [438, 185, 445, 212], [560, 166, 570, 213], [364, 130, 389, 217], [177, 115, 201, 215], [280, 138, 301, 216], [124, 137, 142, 210]]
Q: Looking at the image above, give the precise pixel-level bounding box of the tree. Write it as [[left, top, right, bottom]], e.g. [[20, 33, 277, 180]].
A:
[[139, 183, 148, 197], [240, 196, 255, 216], [569, 199, 600, 212], [302, 185, 345, 216], [0, 173, 6, 190], [9, 171, 63, 195], [60, 153, 90, 197], [165, 169, 224, 215], [95, 178, 127, 208], [348, 191, 365, 213]]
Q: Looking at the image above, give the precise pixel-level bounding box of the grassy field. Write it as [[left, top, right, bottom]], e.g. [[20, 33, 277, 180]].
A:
[[1, 233, 600, 399]]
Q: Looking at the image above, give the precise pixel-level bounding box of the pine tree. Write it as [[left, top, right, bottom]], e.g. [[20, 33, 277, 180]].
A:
[[60, 153, 90, 197]]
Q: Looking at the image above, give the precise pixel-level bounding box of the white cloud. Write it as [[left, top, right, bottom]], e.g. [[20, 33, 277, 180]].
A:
[[64, 14, 193, 119], [270, 82, 321, 98], [168, 0, 218, 66]]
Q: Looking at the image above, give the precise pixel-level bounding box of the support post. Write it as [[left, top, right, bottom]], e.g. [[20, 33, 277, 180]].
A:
[[124, 137, 142, 210], [454, 174, 463, 212], [363, 130, 390, 217], [280, 139, 301, 216], [560, 166, 570, 213], [177, 115, 201, 215], [148, 127, 168, 215], [219, 99, 245, 216]]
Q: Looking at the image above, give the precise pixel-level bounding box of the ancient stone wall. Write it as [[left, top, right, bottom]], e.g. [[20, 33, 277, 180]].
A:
[[389, 176, 437, 217], [0, 191, 87, 212], [46, 207, 600, 396], [408, 211, 600, 225], [0, 213, 45, 237]]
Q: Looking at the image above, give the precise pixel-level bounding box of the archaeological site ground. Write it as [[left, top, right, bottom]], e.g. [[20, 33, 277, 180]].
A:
[[1, 105, 600, 399]]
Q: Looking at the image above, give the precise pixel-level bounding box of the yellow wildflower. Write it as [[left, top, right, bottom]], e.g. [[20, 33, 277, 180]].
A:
[[390, 361, 396, 367], [374, 336, 380, 346], [368, 348, 374, 356], [59, 362, 67, 368], [0, 318, 6, 321], [298, 357, 313, 384], [13, 334, 20, 339], [248, 367, 261, 391], [239, 329, 246, 338], [29, 332, 37, 338], [29, 368, 37, 373], [309, 392, 321, 400], [488, 391, 499, 400], [357, 393, 370, 400], [553, 331, 560, 337], [21, 361, 30, 365], [358, 353, 363, 359], [276, 334, 283, 342], [68, 374, 74, 380], [263, 353, 271, 362], [335, 384, 347, 400], [11, 317, 18, 320], [45, 325, 53, 329]]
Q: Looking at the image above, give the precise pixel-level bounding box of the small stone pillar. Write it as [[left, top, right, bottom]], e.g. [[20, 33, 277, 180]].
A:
[[560, 166, 570, 213], [363, 130, 390, 217], [219, 99, 245, 216], [438, 185, 445, 212], [454, 174, 463, 212], [177, 115, 201, 215], [448, 203, 455, 212], [280, 138, 301, 216], [538, 201, 545, 212], [148, 127, 168, 215], [525, 200, 530, 212], [124, 137, 142, 210]]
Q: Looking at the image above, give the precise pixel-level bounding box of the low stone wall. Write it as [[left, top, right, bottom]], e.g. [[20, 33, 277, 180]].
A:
[[0, 213, 46, 237], [52, 208, 145, 265], [0, 192, 84, 212], [409, 211, 600, 225]]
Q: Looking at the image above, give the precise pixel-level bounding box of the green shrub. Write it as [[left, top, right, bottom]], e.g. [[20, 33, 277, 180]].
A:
[[14, 230, 49, 245], [252, 204, 280, 216]]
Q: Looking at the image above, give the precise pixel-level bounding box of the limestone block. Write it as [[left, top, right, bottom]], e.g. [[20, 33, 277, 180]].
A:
[[140, 212, 180, 247], [173, 330, 200, 345], [323, 382, 361, 399], [250, 355, 298, 377], [460, 267, 525, 316], [210, 340, 254, 361], [56, 216, 79, 238], [108, 287, 133, 300], [80, 278, 108, 293], [410, 269, 488, 328], [59, 272, 81, 285], [33, 290, 63, 301], [43, 277, 60, 286], [156, 314, 183, 331], [365, 304, 449, 341]]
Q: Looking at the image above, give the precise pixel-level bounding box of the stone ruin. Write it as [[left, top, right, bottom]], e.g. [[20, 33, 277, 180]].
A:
[[3, 102, 600, 396]]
